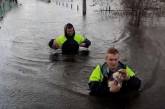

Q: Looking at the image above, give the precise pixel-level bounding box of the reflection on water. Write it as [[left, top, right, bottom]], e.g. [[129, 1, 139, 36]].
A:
[[49, 50, 90, 62]]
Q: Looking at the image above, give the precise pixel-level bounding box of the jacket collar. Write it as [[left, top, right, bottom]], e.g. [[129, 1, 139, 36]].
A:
[[101, 62, 126, 78]]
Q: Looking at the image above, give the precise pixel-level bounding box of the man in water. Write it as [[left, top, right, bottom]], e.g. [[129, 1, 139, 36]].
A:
[[88, 47, 141, 96], [49, 23, 91, 55]]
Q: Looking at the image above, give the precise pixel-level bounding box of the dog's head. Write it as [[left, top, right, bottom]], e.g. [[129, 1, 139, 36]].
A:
[[118, 69, 127, 79], [113, 69, 127, 82]]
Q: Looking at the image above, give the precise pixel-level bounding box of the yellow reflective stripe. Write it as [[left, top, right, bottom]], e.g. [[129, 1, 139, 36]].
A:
[[126, 66, 135, 77], [55, 35, 66, 47], [74, 34, 85, 44], [55, 34, 85, 47], [89, 65, 103, 82]]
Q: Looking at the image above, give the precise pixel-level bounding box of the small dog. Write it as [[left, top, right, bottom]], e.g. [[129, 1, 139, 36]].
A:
[[108, 69, 129, 92]]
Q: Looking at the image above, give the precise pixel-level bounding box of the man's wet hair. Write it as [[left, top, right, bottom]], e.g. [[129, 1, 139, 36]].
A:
[[65, 23, 74, 30], [107, 47, 119, 54]]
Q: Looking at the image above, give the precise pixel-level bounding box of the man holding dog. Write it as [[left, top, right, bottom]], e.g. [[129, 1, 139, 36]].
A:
[[88, 47, 141, 96]]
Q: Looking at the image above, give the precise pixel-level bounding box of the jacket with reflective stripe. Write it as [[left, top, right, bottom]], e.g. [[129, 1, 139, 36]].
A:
[[89, 63, 135, 83], [54, 34, 85, 47]]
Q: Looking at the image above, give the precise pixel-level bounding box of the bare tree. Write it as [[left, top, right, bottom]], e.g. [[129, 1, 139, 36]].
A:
[[121, 0, 162, 26]]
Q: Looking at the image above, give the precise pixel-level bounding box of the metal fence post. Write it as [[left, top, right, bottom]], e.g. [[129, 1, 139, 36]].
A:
[[83, 0, 86, 16]]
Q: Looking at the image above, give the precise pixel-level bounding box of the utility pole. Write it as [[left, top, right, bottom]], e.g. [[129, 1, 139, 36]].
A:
[[83, 0, 86, 16]]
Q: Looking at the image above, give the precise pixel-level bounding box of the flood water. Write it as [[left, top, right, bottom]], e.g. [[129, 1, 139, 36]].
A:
[[0, 0, 165, 109]]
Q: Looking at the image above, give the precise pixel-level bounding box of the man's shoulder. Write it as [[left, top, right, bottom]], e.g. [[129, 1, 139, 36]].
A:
[[75, 33, 84, 37], [92, 63, 104, 71], [55, 35, 66, 40], [95, 63, 106, 68], [56, 34, 65, 38]]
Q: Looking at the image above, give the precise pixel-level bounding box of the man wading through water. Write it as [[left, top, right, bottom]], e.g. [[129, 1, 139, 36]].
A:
[[88, 47, 141, 96], [49, 23, 91, 55]]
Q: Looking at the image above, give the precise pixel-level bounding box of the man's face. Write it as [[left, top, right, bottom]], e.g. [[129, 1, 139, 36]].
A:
[[106, 53, 119, 69], [66, 27, 74, 37]]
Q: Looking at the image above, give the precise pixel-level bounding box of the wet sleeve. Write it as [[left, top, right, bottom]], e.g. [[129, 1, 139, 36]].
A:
[[88, 65, 109, 95], [48, 39, 58, 49], [48, 39, 54, 48], [82, 38, 91, 48]]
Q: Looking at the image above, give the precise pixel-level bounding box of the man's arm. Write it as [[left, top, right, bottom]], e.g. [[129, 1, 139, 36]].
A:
[[48, 39, 59, 49], [80, 38, 91, 48], [88, 65, 108, 95]]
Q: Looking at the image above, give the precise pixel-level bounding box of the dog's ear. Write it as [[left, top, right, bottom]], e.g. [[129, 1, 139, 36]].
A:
[[118, 69, 126, 74]]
